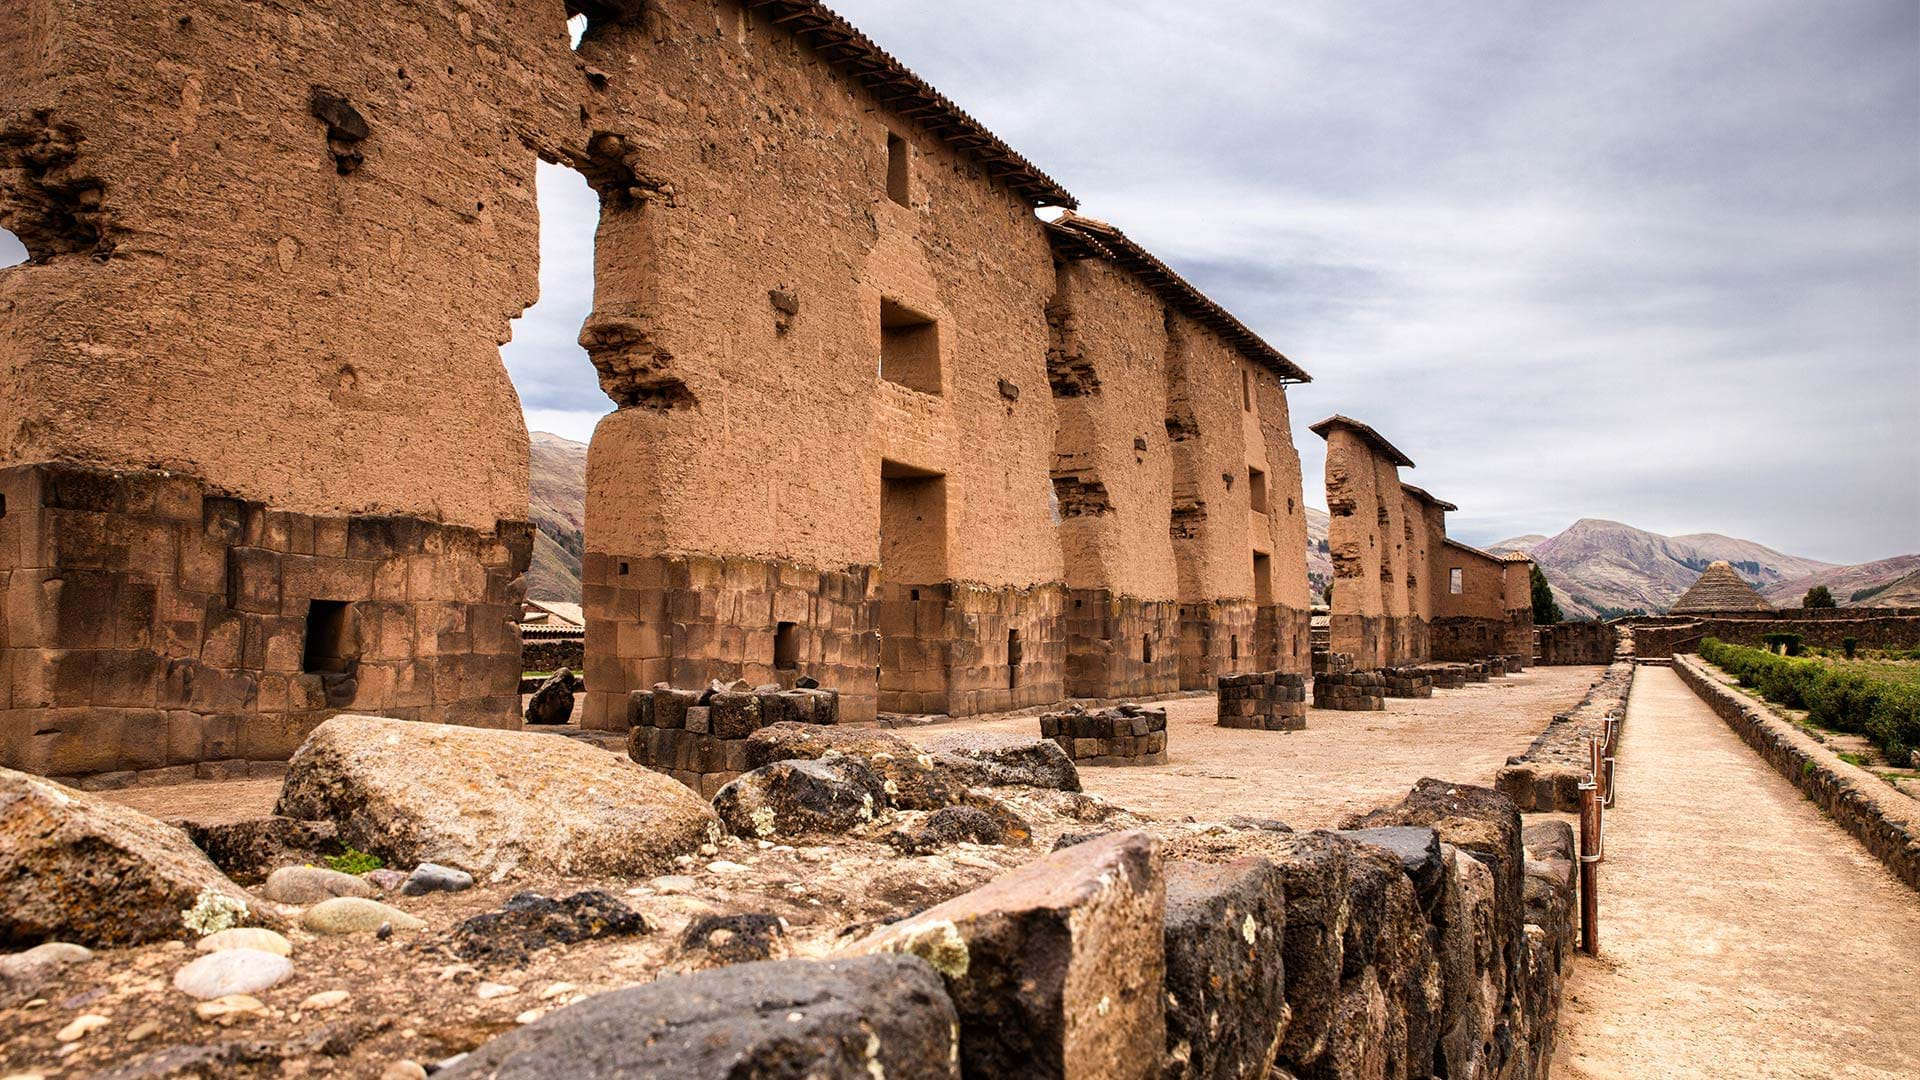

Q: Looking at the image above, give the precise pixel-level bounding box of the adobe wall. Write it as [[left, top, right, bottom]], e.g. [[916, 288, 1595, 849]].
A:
[[1, 0, 577, 778], [1432, 539, 1530, 665], [1321, 425, 1423, 669]]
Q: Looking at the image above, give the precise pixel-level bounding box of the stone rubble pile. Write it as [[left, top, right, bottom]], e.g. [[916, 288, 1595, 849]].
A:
[[626, 679, 843, 797], [1215, 671, 1308, 731], [1379, 665, 1436, 699], [1038, 703, 1169, 765]]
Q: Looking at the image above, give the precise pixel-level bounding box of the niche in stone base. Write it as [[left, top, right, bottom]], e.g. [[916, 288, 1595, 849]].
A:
[[877, 460, 949, 714]]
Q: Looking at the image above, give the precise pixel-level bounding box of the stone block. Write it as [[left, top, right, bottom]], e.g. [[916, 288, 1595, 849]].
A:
[[1162, 858, 1287, 1080]]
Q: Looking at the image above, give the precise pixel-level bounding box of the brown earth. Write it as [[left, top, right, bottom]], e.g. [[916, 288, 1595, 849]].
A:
[[1553, 666, 1920, 1079], [896, 665, 1607, 828]]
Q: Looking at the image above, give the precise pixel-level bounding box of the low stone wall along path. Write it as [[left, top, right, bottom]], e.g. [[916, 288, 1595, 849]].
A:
[[1554, 666, 1920, 1079]]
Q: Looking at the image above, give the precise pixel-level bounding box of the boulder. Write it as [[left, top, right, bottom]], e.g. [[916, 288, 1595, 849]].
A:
[[261, 865, 375, 905], [402, 862, 474, 896], [846, 829, 1164, 1079], [743, 724, 961, 810], [714, 758, 889, 839], [0, 767, 273, 947], [301, 897, 426, 936], [449, 890, 648, 967], [439, 955, 958, 1080], [1335, 842, 1443, 1080], [525, 668, 577, 725], [1436, 847, 1501, 1080], [177, 816, 343, 884], [884, 803, 1031, 855], [915, 731, 1082, 792], [275, 715, 718, 879], [1161, 858, 1287, 1080]]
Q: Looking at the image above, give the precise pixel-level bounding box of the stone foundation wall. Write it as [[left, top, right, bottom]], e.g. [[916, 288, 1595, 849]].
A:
[[1535, 621, 1617, 665], [521, 638, 583, 674], [580, 553, 878, 732], [1630, 611, 1920, 658], [1675, 655, 1920, 891], [1039, 703, 1168, 765], [1431, 615, 1510, 663], [1063, 590, 1181, 699], [0, 464, 530, 785], [626, 684, 842, 798], [1379, 666, 1435, 699], [1177, 599, 1264, 689], [1254, 603, 1313, 679], [1496, 659, 1634, 812], [878, 581, 1066, 717], [1215, 672, 1307, 731], [1327, 612, 1428, 672]]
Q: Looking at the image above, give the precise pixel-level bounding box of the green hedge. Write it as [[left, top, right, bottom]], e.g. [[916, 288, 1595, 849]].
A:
[[1700, 638, 1920, 764]]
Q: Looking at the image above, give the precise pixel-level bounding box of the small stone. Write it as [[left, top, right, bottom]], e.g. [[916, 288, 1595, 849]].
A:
[[651, 874, 698, 894], [262, 865, 375, 905], [301, 989, 351, 1010], [301, 897, 427, 936], [56, 1014, 109, 1042], [402, 863, 474, 896], [698, 843, 719, 857], [196, 928, 292, 957], [380, 1062, 428, 1080], [0, 943, 94, 985], [539, 982, 577, 1000], [172, 948, 293, 1000], [476, 982, 519, 1000], [127, 1020, 160, 1041], [366, 868, 409, 892], [195, 993, 265, 1022], [450, 891, 647, 967], [377, 922, 393, 940], [706, 860, 749, 874], [515, 1008, 545, 1024]]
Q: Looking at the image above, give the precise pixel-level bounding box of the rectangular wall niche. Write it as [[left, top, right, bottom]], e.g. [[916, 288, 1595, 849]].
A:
[[886, 132, 910, 206], [1450, 567, 1464, 595], [1248, 465, 1268, 514], [1253, 551, 1273, 604], [774, 621, 800, 670], [302, 599, 357, 674], [880, 299, 941, 395]]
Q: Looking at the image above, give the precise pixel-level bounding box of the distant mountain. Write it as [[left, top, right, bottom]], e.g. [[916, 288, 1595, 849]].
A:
[[527, 431, 587, 601], [1305, 506, 1331, 599], [1490, 518, 1913, 619], [1762, 554, 1920, 609]]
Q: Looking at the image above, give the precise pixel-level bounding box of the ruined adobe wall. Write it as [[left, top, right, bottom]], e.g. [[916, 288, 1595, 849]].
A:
[[1432, 540, 1513, 663], [1535, 621, 1618, 665], [1047, 257, 1181, 698], [1252, 367, 1313, 675], [578, 0, 1063, 722], [1, 0, 586, 528], [1, 0, 581, 779], [1502, 558, 1536, 662], [1323, 426, 1422, 669]]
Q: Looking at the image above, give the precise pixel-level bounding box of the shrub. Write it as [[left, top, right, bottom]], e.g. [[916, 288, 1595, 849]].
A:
[[1802, 585, 1837, 609], [1761, 632, 1803, 656], [1702, 638, 1920, 763], [1842, 637, 1858, 659], [325, 847, 385, 875]]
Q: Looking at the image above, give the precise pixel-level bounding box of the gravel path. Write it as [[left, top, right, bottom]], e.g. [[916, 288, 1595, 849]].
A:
[[896, 665, 1605, 829], [1553, 665, 1920, 1079]]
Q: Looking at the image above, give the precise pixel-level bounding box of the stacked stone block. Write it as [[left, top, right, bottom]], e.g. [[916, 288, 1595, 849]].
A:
[[1039, 703, 1168, 766], [626, 683, 841, 797], [1379, 666, 1435, 699], [1313, 670, 1386, 711], [1062, 590, 1181, 700], [876, 581, 1066, 717], [1215, 672, 1307, 731], [0, 463, 530, 786], [1311, 649, 1354, 677], [1416, 663, 1472, 690]]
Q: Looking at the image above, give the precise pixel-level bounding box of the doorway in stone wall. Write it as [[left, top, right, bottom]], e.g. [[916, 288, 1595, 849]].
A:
[[878, 460, 948, 709]]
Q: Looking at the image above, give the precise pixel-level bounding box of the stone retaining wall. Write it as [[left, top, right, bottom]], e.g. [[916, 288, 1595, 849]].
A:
[[1535, 621, 1617, 665], [1215, 671, 1307, 731], [1495, 659, 1634, 812], [1675, 655, 1920, 892], [1038, 703, 1168, 765], [1631, 611, 1920, 659], [521, 638, 583, 674]]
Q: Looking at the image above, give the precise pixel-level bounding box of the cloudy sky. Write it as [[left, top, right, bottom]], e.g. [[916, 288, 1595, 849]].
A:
[[15, 2, 1907, 562]]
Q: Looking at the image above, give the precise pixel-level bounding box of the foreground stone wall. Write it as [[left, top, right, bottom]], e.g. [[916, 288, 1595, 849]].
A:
[[0, 464, 529, 785], [1630, 610, 1920, 658], [1675, 655, 1920, 892]]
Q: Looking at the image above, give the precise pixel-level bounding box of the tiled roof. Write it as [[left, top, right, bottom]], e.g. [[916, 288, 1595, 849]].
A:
[[1308, 415, 1414, 468]]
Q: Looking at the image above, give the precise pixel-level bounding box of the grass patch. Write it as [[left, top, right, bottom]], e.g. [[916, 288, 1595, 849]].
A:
[[325, 847, 385, 875]]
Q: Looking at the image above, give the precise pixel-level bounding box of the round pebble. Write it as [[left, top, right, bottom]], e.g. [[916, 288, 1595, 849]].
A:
[[196, 928, 292, 957], [650, 874, 698, 894], [195, 994, 265, 1022], [173, 949, 293, 1000], [0, 943, 93, 984], [56, 1014, 108, 1042], [262, 865, 375, 905], [301, 897, 426, 936], [401, 863, 474, 896], [380, 1061, 428, 1080], [476, 982, 519, 1000], [302, 989, 352, 1011]]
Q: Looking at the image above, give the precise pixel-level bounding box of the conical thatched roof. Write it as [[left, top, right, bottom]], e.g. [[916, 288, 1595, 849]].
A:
[[1669, 561, 1773, 613]]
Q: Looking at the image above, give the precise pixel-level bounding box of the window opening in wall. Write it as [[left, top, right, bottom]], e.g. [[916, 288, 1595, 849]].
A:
[[1230, 635, 1239, 662], [1142, 634, 1153, 663], [1450, 568, 1464, 595], [618, 561, 629, 576], [880, 299, 940, 394], [1248, 466, 1268, 514], [1241, 368, 1252, 410], [886, 132, 910, 206], [1007, 628, 1023, 688], [1253, 551, 1273, 604], [774, 621, 799, 670], [0, 228, 25, 268], [0, 493, 6, 518], [303, 600, 356, 675]]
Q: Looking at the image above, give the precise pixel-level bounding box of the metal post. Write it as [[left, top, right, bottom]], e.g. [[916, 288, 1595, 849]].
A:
[[1579, 776, 1601, 956]]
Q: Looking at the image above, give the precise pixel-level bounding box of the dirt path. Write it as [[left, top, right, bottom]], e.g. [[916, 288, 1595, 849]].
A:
[[1553, 666, 1920, 1079], [895, 666, 1604, 829]]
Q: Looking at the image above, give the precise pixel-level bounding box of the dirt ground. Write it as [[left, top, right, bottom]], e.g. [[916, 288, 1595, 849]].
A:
[[1553, 666, 1920, 1079], [896, 665, 1607, 828]]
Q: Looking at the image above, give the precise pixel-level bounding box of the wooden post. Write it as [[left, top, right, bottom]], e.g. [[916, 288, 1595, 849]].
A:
[[1579, 776, 1601, 956]]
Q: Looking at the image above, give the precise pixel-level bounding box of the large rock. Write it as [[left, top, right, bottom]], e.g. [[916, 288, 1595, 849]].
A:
[[449, 890, 648, 967], [885, 802, 1031, 855], [743, 724, 962, 810], [525, 668, 577, 725], [1331, 843, 1442, 1080], [440, 955, 959, 1079], [846, 829, 1165, 1079], [0, 767, 273, 947], [1161, 858, 1287, 1080], [261, 865, 374, 905], [1435, 847, 1502, 1080], [915, 731, 1082, 792], [714, 758, 889, 839], [275, 715, 718, 879]]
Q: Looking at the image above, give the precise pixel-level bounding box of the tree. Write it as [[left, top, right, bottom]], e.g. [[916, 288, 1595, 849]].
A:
[[1802, 585, 1836, 609], [1321, 581, 1334, 606], [1530, 563, 1563, 625]]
